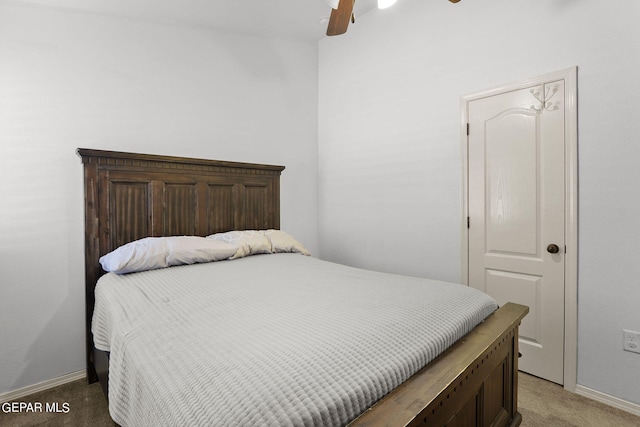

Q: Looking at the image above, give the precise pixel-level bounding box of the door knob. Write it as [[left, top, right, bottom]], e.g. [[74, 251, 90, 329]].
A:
[[547, 244, 560, 254]]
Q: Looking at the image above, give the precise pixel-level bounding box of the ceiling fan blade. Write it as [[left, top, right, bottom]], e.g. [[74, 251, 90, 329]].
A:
[[326, 0, 356, 36], [449, 0, 462, 3]]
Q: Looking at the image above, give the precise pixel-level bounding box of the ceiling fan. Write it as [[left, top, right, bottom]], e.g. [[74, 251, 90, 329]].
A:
[[325, 0, 461, 36]]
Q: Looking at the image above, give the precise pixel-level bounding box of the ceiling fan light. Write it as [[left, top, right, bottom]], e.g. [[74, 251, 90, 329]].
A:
[[324, 0, 340, 9], [377, 0, 398, 9]]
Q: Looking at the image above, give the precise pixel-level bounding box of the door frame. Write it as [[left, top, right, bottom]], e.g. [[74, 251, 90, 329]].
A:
[[459, 67, 578, 391]]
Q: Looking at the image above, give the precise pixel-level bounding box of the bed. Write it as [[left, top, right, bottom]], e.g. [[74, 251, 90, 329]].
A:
[[78, 148, 528, 426]]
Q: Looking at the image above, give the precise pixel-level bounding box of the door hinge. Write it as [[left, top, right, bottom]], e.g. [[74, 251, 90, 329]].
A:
[[467, 216, 470, 228], [466, 123, 470, 135]]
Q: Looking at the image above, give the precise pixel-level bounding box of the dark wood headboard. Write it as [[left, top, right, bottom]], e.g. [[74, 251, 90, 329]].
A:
[[77, 148, 285, 382]]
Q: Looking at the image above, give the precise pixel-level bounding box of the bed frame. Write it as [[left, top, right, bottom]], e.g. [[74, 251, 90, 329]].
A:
[[78, 148, 528, 427]]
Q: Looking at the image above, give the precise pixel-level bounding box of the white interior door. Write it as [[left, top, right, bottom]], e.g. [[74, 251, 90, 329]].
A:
[[467, 80, 566, 384]]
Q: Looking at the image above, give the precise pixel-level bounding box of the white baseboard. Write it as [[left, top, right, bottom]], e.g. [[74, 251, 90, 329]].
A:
[[575, 384, 640, 417], [0, 370, 86, 404]]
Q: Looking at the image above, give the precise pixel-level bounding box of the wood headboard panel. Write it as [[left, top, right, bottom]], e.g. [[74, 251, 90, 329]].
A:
[[77, 148, 285, 382]]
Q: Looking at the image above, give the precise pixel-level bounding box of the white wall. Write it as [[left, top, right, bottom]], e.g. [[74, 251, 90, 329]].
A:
[[319, 0, 640, 405], [0, 1, 318, 394]]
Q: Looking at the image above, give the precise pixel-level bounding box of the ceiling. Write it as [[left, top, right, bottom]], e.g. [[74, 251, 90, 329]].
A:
[[16, 0, 378, 41]]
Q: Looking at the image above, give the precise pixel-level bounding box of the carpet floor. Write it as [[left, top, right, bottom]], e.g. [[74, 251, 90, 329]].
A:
[[518, 373, 640, 427], [1, 372, 639, 426]]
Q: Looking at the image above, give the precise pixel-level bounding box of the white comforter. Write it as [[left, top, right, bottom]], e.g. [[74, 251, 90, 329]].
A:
[[92, 254, 498, 427]]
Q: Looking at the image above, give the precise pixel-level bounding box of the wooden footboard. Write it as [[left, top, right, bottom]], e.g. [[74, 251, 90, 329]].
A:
[[350, 302, 528, 427]]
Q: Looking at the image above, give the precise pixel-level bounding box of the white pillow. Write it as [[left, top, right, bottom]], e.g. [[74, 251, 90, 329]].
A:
[[207, 230, 272, 259], [165, 236, 239, 266], [264, 230, 311, 256], [99, 236, 238, 274]]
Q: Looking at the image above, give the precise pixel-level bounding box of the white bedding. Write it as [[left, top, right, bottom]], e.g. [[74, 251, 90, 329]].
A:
[[92, 254, 498, 427]]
